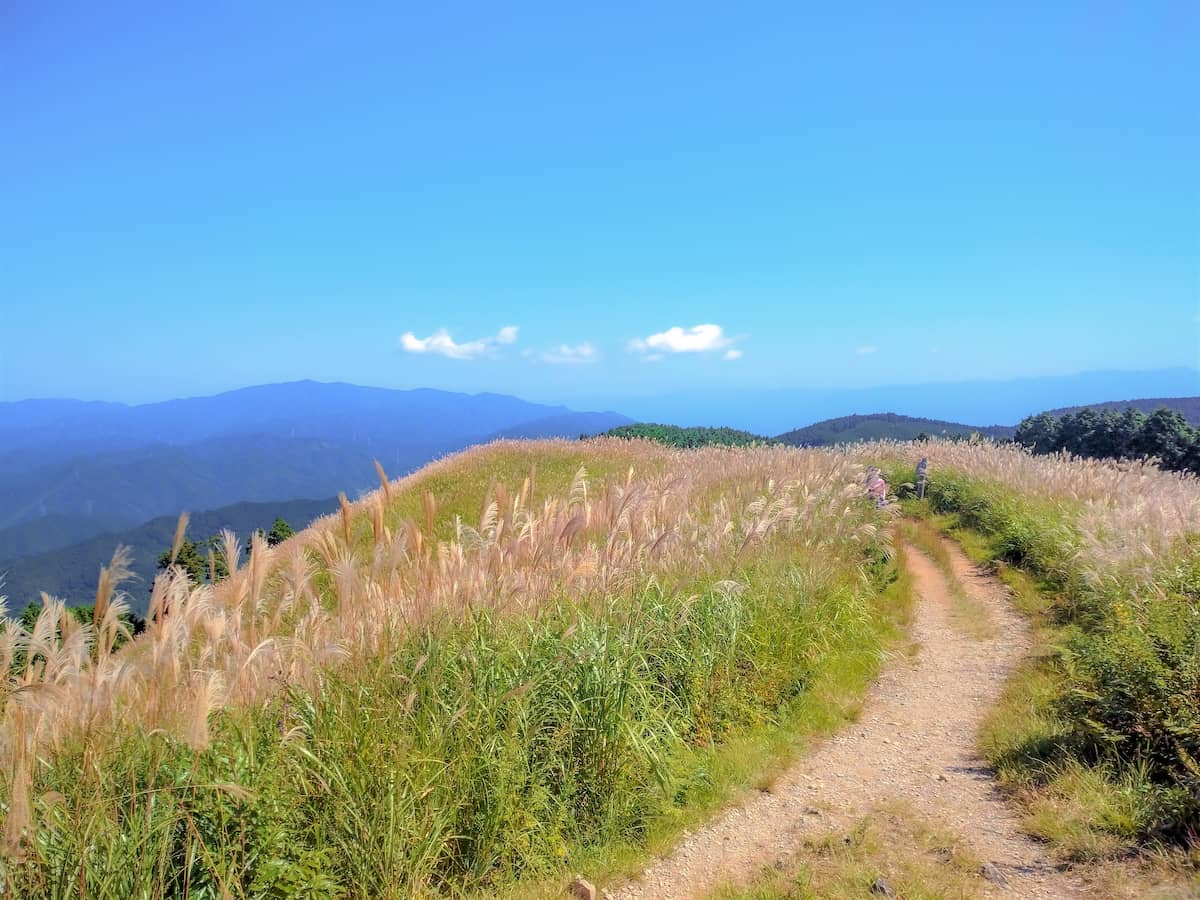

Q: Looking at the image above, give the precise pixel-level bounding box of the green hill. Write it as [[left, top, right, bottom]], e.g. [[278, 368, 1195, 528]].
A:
[[598, 423, 776, 448], [776, 413, 1014, 446]]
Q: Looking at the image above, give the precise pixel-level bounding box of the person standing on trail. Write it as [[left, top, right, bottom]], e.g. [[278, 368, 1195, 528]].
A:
[[865, 467, 888, 508]]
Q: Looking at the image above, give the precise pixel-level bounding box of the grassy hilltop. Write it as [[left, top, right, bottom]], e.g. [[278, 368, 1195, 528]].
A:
[[0, 439, 898, 896], [3, 435, 1199, 896]]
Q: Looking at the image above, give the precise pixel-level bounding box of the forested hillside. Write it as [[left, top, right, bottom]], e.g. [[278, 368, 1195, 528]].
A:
[[777, 413, 1013, 446], [1014, 405, 1200, 473], [599, 423, 775, 447], [1044, 396, 1200, 425], [0, 497, 338, 613]]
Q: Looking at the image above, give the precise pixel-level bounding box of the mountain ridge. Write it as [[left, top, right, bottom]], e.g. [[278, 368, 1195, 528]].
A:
[[0, 382, 629, 550], [0, 496, 340, 614]]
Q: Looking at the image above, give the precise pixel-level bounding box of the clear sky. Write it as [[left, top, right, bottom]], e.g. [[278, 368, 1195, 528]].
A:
[[2, 2, 1197, 405]]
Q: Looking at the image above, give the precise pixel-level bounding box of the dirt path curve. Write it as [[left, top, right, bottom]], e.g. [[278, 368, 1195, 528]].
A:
[[609, 535, 1083, 899]]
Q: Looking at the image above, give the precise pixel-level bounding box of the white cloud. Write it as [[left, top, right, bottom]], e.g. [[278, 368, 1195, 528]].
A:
[[855, 345, 877, 355], [537, 342, 599, 365], [399, 325, 519, 360], [629, 323, 740, 358]]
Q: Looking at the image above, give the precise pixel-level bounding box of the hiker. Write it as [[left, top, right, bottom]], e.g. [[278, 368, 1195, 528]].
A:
[[865, 467, 888, 508]]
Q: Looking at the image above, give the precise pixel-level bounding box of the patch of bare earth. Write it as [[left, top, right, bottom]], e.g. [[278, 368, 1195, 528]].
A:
[[607, 536, 1086, 899]]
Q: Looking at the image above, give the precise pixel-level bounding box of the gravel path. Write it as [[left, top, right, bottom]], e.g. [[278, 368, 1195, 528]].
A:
[[608, 536, 1082, 899]]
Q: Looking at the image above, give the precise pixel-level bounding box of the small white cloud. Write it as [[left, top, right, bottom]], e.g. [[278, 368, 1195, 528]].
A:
[[723, 349, 743, 360], [629, 323, 737, 355], [538, 342, 599, 365], [399, 325, 519, 360], [855, 345, 877, 355]]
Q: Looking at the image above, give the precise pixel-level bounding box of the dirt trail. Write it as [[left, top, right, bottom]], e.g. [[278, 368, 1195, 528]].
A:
[[609, 535, 1082, 899]]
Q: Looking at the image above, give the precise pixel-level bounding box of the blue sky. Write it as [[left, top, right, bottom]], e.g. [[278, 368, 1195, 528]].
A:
[[2, 2, 1197, 406]]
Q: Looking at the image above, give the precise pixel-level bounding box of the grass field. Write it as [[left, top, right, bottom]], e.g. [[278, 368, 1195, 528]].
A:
[[6, 435, 1199, 896], [0, 439, 901, 897]]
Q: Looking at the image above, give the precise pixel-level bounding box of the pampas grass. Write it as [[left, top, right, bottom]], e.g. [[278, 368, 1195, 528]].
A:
[[0, 438, 898, 895]]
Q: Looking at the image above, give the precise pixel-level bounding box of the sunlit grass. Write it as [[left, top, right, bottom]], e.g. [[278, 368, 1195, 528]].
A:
[[709, 802, 984, 900], [0, 438, 898, 896]]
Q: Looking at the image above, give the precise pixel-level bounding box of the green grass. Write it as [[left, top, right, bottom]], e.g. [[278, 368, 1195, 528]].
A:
[[2, 476, 908, 899], [895, 475, 1200, 862], [709, 802, 984, 900], [529, 539, 918, 899], [367, 441, 659, 545]]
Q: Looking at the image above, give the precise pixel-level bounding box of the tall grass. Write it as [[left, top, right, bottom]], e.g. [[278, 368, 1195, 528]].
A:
[[0, 439, 894, 896], [864, 439, 1200, 851]]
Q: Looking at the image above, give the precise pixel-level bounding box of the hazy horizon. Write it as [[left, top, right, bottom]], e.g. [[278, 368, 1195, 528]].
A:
[[6, 365, 1198, 436], [7, 364, 1198, 407]]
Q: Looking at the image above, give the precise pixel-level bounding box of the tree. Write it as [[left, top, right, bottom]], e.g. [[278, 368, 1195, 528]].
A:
[[1110, 408, 1146, 458], [157, 518, 295, 587], [1062, 409, 1102, 456], [1016, 405, 1199, 476], [266, 517, 294, 546], [157, 536, 229, 583], [1132, 408, 1196, 470], [1013, 412, 1060, 453], [12, 598, 144, 645]]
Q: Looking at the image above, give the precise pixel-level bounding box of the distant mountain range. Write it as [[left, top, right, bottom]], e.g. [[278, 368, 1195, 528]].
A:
[[5, 374, 1197, 612], [0, 381, 630, 554], [0, 497, 339, 614], [776, 413, 1013, 446]]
